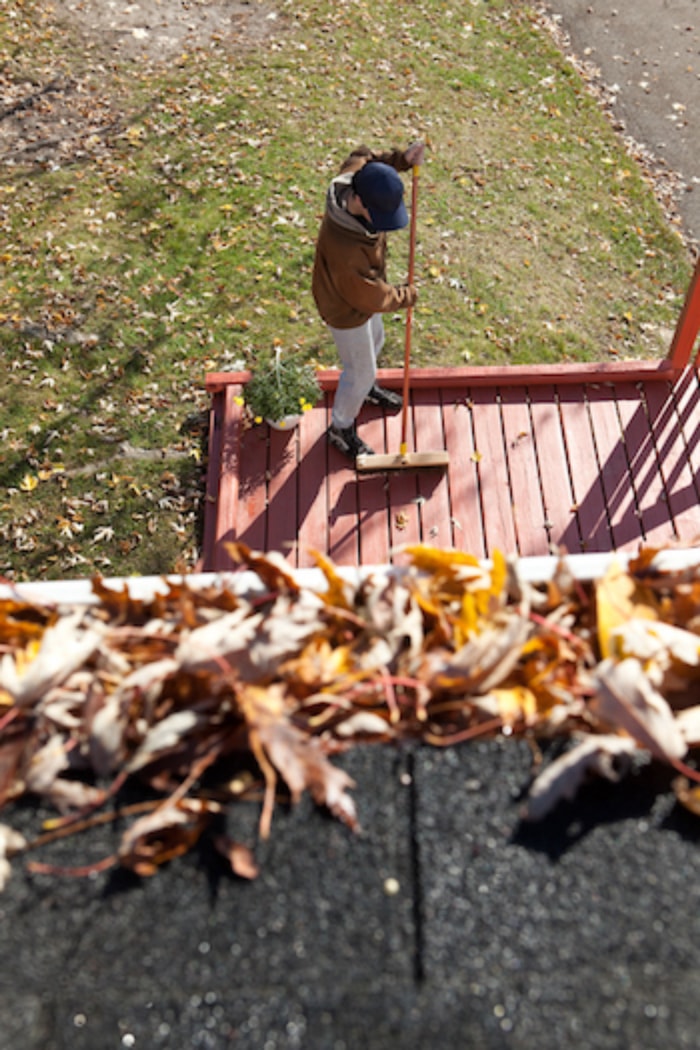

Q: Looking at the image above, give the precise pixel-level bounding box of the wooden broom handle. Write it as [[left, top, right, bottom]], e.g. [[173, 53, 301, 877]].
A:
[[400, 165, 419, 453]]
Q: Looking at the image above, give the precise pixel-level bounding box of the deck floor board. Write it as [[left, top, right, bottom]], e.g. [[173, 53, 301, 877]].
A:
[[236, 423, 269, 552], [202, 365, 700, 570], [555, 386, 609, 552], [469, 387, 519, 555], [500, 386, 548, 556], [413, 388, 453, 550], [441, 390, 486, 557], [671, 368, 700, 514], [584, 382, 643, 551], [528, 385, 579, 553], [643, 379, 700, 543], [297, 394, 332, 568], [613, 381, 675, 548]]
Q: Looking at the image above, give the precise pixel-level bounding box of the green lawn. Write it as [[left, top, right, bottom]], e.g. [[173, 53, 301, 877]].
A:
[[0, 0, 691, 579]]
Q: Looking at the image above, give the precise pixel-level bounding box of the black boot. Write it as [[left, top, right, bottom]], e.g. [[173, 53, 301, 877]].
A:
[[365, 384, 403, 411], [327, 423, 374, 460]]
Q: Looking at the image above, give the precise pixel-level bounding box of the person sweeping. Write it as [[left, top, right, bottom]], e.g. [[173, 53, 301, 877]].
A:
[[312, 141, 425, 461]]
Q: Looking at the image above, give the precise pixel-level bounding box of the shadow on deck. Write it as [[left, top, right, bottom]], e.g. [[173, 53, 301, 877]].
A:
[[201, 360, 700, 572]]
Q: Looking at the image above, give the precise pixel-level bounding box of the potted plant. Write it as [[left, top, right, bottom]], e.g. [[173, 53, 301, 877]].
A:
[[244, 344, 321, 429]]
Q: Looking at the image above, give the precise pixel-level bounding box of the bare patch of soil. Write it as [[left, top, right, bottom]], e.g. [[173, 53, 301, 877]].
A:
[[0, 0, 279, 168], [0, 74, 123, 167], [59, 0, 280, 62]]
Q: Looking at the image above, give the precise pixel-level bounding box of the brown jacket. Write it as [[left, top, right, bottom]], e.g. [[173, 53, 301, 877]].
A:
[[312, 146, 417, 329]]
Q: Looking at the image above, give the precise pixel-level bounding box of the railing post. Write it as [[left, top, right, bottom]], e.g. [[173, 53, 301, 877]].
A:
[[668, 255, 700, 369]]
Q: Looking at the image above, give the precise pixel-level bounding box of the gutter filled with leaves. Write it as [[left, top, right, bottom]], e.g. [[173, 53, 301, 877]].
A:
[[1, 543, 699, 888]]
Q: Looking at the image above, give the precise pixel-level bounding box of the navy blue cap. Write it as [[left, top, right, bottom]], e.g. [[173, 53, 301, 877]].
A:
[[353, 163, 408, 231]]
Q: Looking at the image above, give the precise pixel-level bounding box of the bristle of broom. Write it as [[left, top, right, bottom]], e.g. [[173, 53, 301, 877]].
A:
[[355, 450, 450, 472]]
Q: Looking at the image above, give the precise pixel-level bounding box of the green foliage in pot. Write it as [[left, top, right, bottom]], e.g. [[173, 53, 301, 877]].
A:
[[244, 345, 322, 423]]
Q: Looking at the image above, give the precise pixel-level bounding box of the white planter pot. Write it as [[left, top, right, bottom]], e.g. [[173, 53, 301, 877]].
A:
[[266, 415, 301, 431]]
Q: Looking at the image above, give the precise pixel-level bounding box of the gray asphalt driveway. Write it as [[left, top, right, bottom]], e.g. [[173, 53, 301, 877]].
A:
[[544, 0, 700, 246]]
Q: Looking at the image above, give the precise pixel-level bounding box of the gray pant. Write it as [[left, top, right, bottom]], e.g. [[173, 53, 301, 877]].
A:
[[329, 314, 385, 429]]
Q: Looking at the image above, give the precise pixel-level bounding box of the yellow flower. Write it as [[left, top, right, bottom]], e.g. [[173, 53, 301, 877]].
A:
[[233, 395, 245, 406]]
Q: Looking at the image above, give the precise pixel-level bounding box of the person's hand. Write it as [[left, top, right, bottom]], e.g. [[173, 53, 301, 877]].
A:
[[405, 141, 426, 168]]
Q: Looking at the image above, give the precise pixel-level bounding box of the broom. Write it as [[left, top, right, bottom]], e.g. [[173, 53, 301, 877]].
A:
[[356, 164, 450, 472]]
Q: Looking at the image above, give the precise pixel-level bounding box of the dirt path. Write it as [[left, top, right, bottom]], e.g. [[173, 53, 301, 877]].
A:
[[58, 0, 279, 60], [0, 0, 280, 167]]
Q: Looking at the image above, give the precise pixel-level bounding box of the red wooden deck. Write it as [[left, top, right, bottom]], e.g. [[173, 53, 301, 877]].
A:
[[201, 358, 700, 572]]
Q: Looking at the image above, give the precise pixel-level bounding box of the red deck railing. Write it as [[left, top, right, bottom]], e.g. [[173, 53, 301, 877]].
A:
[[668, 255, 700, 369]]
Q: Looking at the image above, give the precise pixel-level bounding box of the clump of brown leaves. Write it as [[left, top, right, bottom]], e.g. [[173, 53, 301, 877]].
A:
[[0, 543, 698, 888]]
